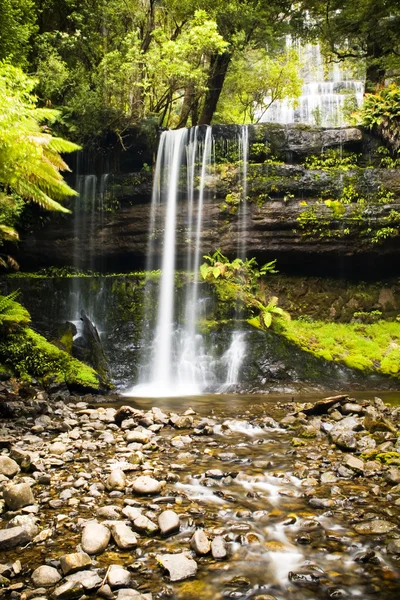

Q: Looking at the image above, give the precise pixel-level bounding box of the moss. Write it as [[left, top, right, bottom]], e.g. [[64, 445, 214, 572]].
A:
[[272, 319, 400, 380], [0, 327, 102, 392], [375, 452, 400, 465]]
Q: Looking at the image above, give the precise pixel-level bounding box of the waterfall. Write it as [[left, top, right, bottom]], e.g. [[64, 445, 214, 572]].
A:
[[221, 126, 249, 391], [218, 331, 247, 393], [260, 42, 364, 126], [129, 127, 214, 397]]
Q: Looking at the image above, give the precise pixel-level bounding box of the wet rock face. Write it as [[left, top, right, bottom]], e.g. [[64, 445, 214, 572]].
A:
[[12, 124, 400, 276]]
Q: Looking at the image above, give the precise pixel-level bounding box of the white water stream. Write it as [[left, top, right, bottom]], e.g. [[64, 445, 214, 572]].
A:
[[127, 126, 249, 397]]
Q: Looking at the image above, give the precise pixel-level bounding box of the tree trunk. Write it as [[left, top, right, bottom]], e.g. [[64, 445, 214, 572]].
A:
[[177, 85, 195, 129], [198, 52, 231, 125]]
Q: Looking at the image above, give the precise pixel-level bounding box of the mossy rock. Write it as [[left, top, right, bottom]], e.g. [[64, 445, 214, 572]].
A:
[[0, 327, 103, 392]]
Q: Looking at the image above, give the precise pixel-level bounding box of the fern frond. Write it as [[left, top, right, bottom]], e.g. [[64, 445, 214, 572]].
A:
[[0, 292, 31, 327]]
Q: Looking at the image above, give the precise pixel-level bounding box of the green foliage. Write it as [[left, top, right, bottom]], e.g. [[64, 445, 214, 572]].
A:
[[214, 47, 302, 124], [0, 327, 101, 390], [304, 150, 360, 171], [296, 182, 399, 245], [277, 318, 400, 379], [0, 0, 37, 67], [360, 85, 400, 150], [352, 310, 382, 324], [0, 291, 31, 329], [200, 250, 277, 289], [201, 251, 289, 330], [0, 63, 80, 262], [376, 146, 400, 169]]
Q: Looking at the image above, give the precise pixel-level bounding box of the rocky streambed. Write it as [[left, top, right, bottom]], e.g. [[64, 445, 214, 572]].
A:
[[0, 384, 400, 600]]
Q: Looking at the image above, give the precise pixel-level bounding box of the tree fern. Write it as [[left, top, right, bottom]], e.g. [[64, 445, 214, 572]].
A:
[[0, 291, 31, 328], [0, 63, 81, 251]]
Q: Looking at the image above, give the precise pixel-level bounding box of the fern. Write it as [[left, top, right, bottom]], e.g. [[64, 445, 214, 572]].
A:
[[0, 291, 31, 328]]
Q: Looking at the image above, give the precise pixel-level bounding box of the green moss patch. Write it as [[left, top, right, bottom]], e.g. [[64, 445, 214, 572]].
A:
[[277, 319, 400, 379], [0, 327, 101, 391]]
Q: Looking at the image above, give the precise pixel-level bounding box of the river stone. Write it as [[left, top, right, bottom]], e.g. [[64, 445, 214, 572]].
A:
[[320, 471, 337, 484], [0, 526, 32, 550], [354, 520, 397, 534], [49, 442, 67, 455], [386, 467, 400, 484], [81, 521, 111, 554], [170, 415, 193, 429], [97, 505, 121, 520], [32, 566, 62, 587], [64, 570, 102, 591], [52, 580, 85, 600], [211, 536, 228, 559], [131, 476, 165, 495], [122, 506, 142, 521], [117, 591, 152, 600], [107, 565, 132, 588], [344, 455, 364, 473], [106, 468, 126, 491], [59, 552, 92, 575], [387, 539, 400, 554], [158, 510, 180, 536], [330, 430, 357, 451], [0, 456, 20, 478], [8, 514, 39, 537], [3, 482, 35, 510], [156, 553, 197, 582], [125, 431, 151, 444], [110, 522, 138, 548], [133, 514, 158, 534], [190, 529, 211, 555]]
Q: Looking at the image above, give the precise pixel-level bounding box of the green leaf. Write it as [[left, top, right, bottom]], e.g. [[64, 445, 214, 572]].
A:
[[263, 311, 272, 328], [213, 266, 221, 279]]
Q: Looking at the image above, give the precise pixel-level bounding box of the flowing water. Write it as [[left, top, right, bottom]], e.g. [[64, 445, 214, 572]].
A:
[[261, 41, 364, 126], [127, 126, 248, 397]]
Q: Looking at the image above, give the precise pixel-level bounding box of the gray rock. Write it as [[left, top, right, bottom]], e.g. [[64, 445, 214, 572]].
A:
[[156, 553, 197, 582], [110, 522, 138, 549], [133, 515, 158, 534], [64, 570, 102, 591], [344, 455, 364, 473], [190, 529, 211, 555], [8, 514, 38, 538], [386, 467, 400, 485], [320, 471, 338, 484], [158, 510, 180, 536], [131, 476, 165, 495], [59, 552, 92, 575], [211, 536, 227, 559], [49, 442, 67, 455], [97, 505, 121, 520], [116, 590, 152, 600], [32, 566, 62, 588], [52, 580, 84, 599], [81, 521, 111, 554], [3, 482, 35, 510], [0, 526, 32, 550], [205, 469, 224, 479], [107, 565, 132, 588], [105, 469, 126, 491], [330, 431, 357, 451], [354, 520, 397, 534], [341, 403, 363, 415], [125, 431, 151, 444], [0, 456, 20, 478], [170, 415, 193, 429], [387, 539, 400, 554], [122, 506, 142, 521]]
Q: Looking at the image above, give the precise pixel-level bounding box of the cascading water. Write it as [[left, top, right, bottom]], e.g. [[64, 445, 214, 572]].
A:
[[129, 127, 215, 397], [219, 125, 249, 392], [261, 41, 364, 126]]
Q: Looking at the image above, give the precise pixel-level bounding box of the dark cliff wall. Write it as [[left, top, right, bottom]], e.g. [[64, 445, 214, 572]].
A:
[[10, 124, 400, 276]]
